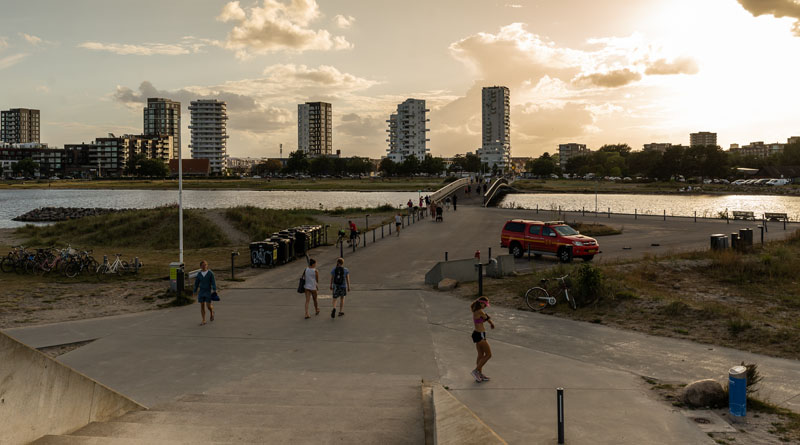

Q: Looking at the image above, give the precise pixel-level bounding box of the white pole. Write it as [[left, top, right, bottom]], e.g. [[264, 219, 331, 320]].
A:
[[178, 145, 184, 264]]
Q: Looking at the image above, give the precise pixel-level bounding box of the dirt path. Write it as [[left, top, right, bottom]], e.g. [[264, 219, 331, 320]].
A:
[[0, 228, 22, 246], [200, 209, 250, 245]]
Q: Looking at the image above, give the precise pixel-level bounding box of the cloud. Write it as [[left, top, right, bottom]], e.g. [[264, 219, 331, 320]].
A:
[[19, 33, 43, 46], [218, 0, 352, 58], [0, 53, 27, 70], [0, 37, 8, 50], [573, 68, 642, 88], [737, 0, 800, 35], [78, 37, 219, 56], [644, 56, 699, 75], [505, 4, 523, 8], [335, 113, 385, 142], [334, 14, 355, 29]]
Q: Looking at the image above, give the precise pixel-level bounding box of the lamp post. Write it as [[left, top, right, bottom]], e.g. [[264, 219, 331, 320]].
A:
[[178, 144, 184, 264]]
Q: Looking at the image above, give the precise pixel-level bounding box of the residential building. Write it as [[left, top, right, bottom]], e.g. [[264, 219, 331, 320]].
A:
[[1, 108, 40, 144], [169, 159, 211, 176], [690, 131, 717, 147], [558, 143, 589, 170], [386, 98, 430, 163], [788, 136, 800, 145], [189, 100, 228, 174], [144, 98, 181, 159], [643, 143, 672, 153], [0, 145, 62, 178], [297, 102, 332, 157], [477, 86, 511, 171]]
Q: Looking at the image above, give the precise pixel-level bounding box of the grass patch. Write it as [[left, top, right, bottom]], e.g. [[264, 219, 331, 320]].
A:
[[15, 206, 229, 250], [570, 222, 623, 236], [224, 206, 322, 241]]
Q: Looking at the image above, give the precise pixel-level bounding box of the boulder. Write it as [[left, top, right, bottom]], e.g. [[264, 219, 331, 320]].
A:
[[681, 379, 726, 407], [437, 278, 458, 291]]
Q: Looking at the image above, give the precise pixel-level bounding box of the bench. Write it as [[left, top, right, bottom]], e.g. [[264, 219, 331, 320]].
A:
[[764, 212, 788, 222], [732, 211, 755, 220]]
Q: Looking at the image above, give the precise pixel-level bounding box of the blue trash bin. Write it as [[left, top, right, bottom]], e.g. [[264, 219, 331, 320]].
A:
[[729, 365, 747, 418]]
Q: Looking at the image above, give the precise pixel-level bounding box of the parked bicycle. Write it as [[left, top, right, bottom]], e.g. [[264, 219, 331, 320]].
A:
[[335, 229, 361, 249], [96, 253, 142, 277], [524, 274, 577, 311]]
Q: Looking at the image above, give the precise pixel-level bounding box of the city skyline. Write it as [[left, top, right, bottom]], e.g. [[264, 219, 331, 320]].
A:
[[1, 0, 799, 159]]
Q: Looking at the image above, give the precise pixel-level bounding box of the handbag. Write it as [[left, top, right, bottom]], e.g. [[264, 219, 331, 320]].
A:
[[211, 292, 220, 301], [297, 271, 306, 293]]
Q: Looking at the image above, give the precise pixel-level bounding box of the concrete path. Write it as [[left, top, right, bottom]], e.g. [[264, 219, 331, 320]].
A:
[[7, 202, 800, 444]]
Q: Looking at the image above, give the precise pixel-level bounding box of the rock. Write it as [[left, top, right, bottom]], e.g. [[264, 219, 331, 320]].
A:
[[437, 278, 458, 291], [681, 379, 725, 408]]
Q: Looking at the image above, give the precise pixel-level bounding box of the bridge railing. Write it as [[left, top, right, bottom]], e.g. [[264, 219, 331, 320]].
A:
[[430, 177, 469, 202], [483, 178, 509, 207]]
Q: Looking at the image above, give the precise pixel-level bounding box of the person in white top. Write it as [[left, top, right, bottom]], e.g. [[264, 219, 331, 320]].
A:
[[303, 258, 320, 319], [395, 213, 402, 237]]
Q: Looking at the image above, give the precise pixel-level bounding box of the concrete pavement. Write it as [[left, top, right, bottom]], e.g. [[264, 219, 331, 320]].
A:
[[6, 201, 800, 444]]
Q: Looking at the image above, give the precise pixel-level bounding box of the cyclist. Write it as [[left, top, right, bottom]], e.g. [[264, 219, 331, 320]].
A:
[[470, 296, 494, 382], [348, 220, 358, 243]]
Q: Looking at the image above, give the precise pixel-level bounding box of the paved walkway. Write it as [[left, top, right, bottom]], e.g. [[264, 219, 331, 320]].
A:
[[6, 202, 800, 444]]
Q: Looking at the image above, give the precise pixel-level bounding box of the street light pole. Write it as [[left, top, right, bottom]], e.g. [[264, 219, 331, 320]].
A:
[[178, 144, 184, 264]]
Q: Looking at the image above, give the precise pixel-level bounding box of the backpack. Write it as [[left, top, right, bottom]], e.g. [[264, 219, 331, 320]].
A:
[[333, 266, 345, 286]]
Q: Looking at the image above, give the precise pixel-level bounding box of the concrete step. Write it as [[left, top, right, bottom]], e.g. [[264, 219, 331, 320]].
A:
[[69, 422, 420, 444], [175, 388, 420, 407], [148, 400, 421, 419], [206, 371, 423, 395], [31, 435, 228, 444], [111, 409, 422, 433]]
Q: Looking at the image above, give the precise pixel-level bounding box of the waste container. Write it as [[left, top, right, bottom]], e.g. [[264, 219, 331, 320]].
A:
[[730, 233, 740, 250], [729, 365, 747, 419], [169, 262, 184, 293], [739, 228, 753, 248], [249, 242, 277, 268], [277, 231, 296, 259], [270, 236, 292, 263], [301, 225, 320, 248], [293, 229, 311, 257], [710, 234, 728, 250]]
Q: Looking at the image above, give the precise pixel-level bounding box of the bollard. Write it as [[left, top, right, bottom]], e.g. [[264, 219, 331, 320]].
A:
[[663, 209, 666, 221], [557, 388, 565, 444], [324, 224, 330, 245], [382, 224, 384, 239], [176, 267, 184, 296], [231, 251, 239, 280], [784, 218, 787, 231], [445, 251, 448, 262], [729, 366, 747, 421], [536, 204, 539, 214], [340, 241, 344, 258], [608, 207, 610, 219], [694, 211, 697, 223], [635, 208, 637, 220], [582, 206, 585, 216], [134, 257, 140, 273], [389, 222, 392, 235], [763, 218, 768, 233], [373, 228, 376, 243], [365, 215, 370, 245], [488, 247, 492, 261], [476, 263, 483, 297], [726, 212, 729, 224], [758, 225, 764, 245]]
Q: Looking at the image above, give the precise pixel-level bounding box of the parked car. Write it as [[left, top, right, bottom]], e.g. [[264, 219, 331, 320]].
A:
[[767, 178, 790, 186], [500, 219, 599, 263], [732, 179, 747, 185]]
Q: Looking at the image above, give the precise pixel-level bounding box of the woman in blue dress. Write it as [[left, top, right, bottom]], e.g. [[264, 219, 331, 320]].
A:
[[194, 260, 217, 325]]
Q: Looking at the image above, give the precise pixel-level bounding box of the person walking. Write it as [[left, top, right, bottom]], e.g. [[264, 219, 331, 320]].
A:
[[452, 194, 458, 211], [395, 213, 402, 236], [470, 296, 494, 382], [329, 257, 351, 318], [445, 196, 451, 210], [303, 258, 320, 319], [193, 260, 217, 326]]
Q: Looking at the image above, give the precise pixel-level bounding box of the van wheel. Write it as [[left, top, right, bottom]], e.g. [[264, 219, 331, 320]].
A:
[[583, 255, 594, 262], [558, 247, 573, 263], [510, 243, 523, 258]]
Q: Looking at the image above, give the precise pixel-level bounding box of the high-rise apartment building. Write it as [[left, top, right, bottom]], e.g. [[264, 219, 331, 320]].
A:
[[189, 100, 228, 174], [1, 108, 40, 144], [144, 98, 181, 159], [690, 132, 717, 147], [297, 102, 332, 157], [643, 143, 672, 153], [477, 86, 511, 171], [558, 143, 589, 170], [386, 99, 430, 163]]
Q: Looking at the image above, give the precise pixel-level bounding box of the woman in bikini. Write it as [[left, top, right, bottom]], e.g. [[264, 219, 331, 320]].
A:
[[470, 296, 494, 382]]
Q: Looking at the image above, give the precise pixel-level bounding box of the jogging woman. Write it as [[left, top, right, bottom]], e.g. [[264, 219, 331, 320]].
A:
[[303, 259, 320, 319], [470, 296, 494, 382]]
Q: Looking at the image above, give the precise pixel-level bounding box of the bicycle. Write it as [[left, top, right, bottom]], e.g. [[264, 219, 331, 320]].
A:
[[96, 253, 130, 277], [335, 229, 361, 250], [524, 274, 577, 311]]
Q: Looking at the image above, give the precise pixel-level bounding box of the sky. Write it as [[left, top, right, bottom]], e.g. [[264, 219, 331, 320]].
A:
[[1, 0, 799, 159]]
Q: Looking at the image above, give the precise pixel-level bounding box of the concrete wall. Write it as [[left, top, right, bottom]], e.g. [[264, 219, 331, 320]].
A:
[[0, 331, 145, 445], [486, 255, 516, 278], [425, 258, 480, 285]]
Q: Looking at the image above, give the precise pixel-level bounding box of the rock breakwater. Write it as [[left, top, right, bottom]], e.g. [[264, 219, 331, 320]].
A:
[[13, 207, 126, 222]]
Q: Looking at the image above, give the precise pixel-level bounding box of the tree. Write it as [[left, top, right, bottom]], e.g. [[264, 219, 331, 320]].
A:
[[125, 153, 147, 176], [12, 158, 38, 177], [309, 156, 334, 176], [284, 150, 309, 173], [464, 153, 482, 173], [346, 157, 373, 175], [379, 158, 397, 176], [598, 144, 632, 156], [400, 155, 421, 176], [420, 155, 445, 176], [526, 152, 557, 176], [138, 159, 169, 178]]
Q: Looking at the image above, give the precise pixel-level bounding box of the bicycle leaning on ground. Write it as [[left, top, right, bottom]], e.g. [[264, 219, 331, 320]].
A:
[[524, 274, 580, 311]]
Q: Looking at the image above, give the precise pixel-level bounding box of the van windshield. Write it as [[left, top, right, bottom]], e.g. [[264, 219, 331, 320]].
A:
[[554, 225, 579, 236]]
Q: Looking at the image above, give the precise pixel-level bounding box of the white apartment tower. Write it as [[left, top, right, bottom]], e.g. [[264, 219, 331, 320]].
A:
[[386, 98, 430, 163], [189, 99, 228, 174], [477, 86, 511, 172], [298, 102, 332, 156]]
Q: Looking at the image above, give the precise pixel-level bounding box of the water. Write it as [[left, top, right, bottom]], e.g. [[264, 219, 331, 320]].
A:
[[498, 193, 800, 220], [0, 189, 417, 228]]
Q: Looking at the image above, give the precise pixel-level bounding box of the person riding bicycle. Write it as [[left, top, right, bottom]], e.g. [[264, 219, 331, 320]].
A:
[[348, 220, 358, 241]]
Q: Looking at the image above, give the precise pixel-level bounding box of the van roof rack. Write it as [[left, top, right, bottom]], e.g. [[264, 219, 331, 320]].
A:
[[544, 221, 564, 225]]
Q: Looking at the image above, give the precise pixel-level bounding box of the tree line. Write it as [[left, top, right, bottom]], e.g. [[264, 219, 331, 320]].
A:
[[526, 143, 800, 180]]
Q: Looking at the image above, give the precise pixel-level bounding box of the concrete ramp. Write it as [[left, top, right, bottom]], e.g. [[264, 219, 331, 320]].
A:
[[0, 331, 144, 445]]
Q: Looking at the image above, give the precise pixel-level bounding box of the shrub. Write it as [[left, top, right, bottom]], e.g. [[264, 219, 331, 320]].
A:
[[573, 263, 607, 305], [727, 319, 753, 336], [662, 300, 690, 317]]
